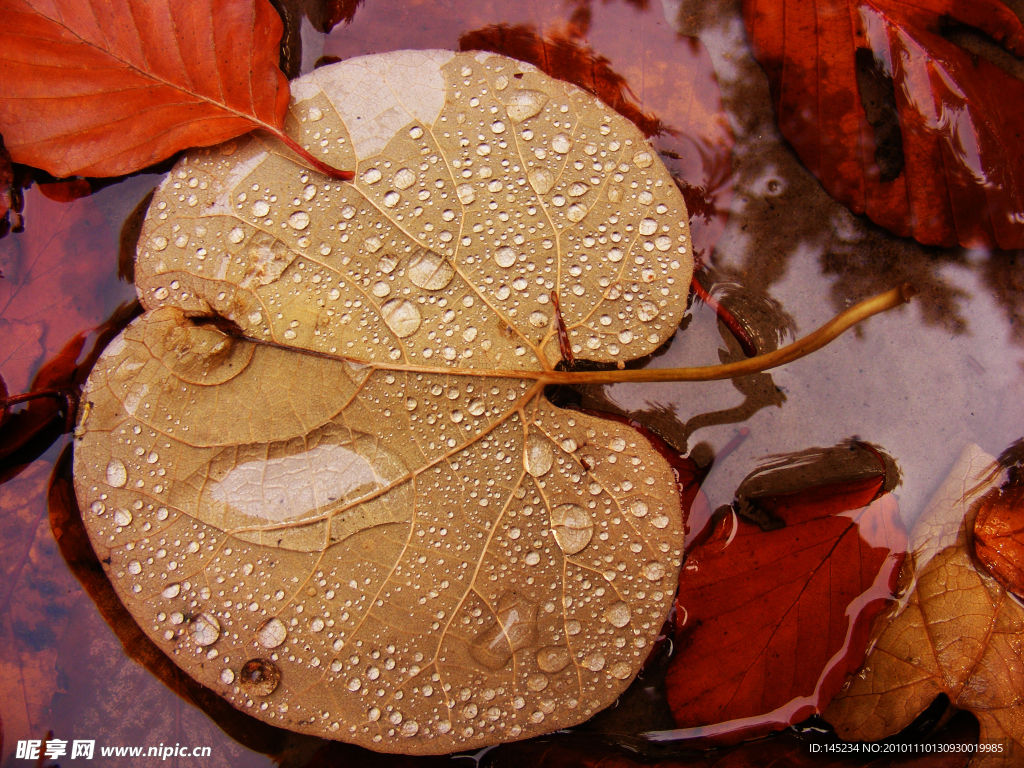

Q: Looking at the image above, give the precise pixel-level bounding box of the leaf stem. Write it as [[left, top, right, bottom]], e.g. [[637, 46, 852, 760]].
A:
[[222, 285, 915, 384], [2, 388, 70, 408], [274, 131, 354, 181], [540, 284, 917, 385]]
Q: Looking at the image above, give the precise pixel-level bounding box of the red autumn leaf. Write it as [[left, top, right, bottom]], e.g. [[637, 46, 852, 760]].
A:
[[35, 179, 94, 204], [742, 0, 1024, 249], [665, 462, 906, 742], [0, 0, 348, 180], [973, 482, 1024, 598], [0, 301, 137, 463], [320, 0, 733, 260]]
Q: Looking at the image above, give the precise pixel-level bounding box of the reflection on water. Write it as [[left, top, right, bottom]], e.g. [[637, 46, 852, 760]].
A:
[[2, 0, 1024, 764]]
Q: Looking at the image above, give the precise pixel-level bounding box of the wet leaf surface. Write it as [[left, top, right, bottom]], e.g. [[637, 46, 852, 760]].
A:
[[741, 0, 1024, 249], [0, 0, 346, 179], [73, 51, 691, 754], [47, 445, 321, 764], [319, 0, 734, 262], [664, 443, 906, 742], [3, 0, 1024, 764], [825, 445, 1024, 766]]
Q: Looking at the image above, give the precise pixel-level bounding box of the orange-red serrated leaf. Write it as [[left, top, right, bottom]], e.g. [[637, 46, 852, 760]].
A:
[[0, 0, 347, 179], [742, 0, 1024, 249], [974, 484, 1024, 599], [665, 473, 906, 742]]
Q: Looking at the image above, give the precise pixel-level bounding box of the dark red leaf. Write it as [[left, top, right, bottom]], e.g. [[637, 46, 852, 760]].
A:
[[742, 0, 1024, 249], [35, 179, 93, 203], [321, 0, 733, 259], [973, 483, 1024, 598], [304, 0, 364, 32], [666, 467, 906, 743]]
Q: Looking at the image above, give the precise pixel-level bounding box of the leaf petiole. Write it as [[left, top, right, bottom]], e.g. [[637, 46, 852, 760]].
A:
[[540, 283, 917, 385], [274, 132, 355, 181]]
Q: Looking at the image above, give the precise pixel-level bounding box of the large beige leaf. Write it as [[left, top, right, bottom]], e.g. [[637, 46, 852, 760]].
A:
[[73, 51, 691, 754], [825, 444, 1024, 766]]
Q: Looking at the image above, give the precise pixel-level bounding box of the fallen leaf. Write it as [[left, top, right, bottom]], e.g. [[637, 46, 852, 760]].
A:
[[570, 406, 709, 518], [0, 0, 347, 180], [35, 179, 94, 204], [825, 444, 1023, 766], [664, 443, 905, 743], [973, 480, 1024, 600], [320, 0, 734, 261], [742, 0, 1024, 249], [73, 51, 692, 755]]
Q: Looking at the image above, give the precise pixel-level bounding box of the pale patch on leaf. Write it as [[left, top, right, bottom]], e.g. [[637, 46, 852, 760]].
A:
[[73, 51, 691, 754]]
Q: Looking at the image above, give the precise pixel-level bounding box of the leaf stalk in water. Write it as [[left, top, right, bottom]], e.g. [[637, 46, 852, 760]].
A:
[[545, 284, 917, 385], [333, 284, 915, 384]]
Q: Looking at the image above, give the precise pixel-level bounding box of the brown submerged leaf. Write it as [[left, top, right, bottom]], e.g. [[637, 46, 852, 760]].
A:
[[73, 51, 692, 754], [974, 483, 1024, 600], [825, 445, 1024, 766]]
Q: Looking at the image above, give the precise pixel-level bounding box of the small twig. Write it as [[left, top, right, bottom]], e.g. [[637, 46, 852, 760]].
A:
[[2, 387, 80, 432], [2, 388, 68, 408]]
